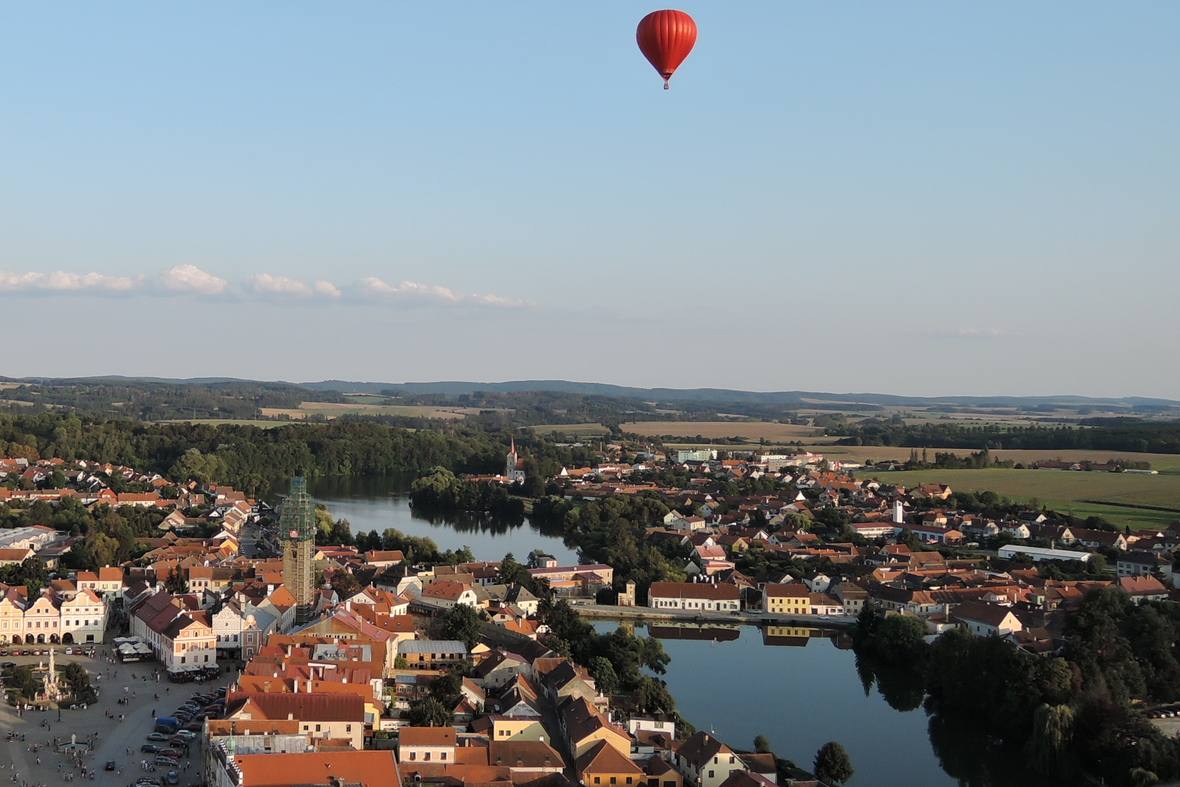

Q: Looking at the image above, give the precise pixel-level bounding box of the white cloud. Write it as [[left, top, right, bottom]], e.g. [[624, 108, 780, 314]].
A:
[[158, 264, 228, 295], [250, 273, 313, 297], [360, 277, 526, 308], [0, 266, 525, 308], [314, 280, 342, 298], [0, 270, 141, 293]]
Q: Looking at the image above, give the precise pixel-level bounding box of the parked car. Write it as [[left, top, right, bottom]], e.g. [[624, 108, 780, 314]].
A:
[[140, 744, 160, 754], [165, 770, 180, 785], [146, 733, 169, 742], [175, 730, 197, 740]]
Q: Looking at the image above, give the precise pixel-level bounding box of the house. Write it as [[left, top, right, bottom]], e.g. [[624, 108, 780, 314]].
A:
[[951, 602, 1023, 637], [365, 550, 405, 568], [576, 739, 645, 787], [491, 715, 548, 742], [912, 484, 953, 501], [419, 579, 479, 609], [225, 693, 366, 749], [130, 591, 216, 673], [1117, 551, 1173, 580], [561, 695, 631, 757], [673, 731, 748, 787], [0, 547, 34, 567], [1069, 528, 1129, 552], [398, 726, 456, 764], [397, 639, 469, 670], [488, 740, 564, 775], [1117, 575, 1170, 605], [220, 749, 400, 787], [648, 582, 740, 612], [762, 583, 810, 615]]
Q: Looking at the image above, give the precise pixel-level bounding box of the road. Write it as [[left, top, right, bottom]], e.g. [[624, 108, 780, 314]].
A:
[[0, 646, 230, 787]]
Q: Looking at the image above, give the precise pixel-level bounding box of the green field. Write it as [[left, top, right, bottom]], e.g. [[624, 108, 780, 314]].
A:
[[855, 467, 1180, 530]]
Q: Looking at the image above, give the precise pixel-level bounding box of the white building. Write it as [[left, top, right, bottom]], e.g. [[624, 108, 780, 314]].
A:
[[648, 582, 740, 612], [997, 544, 1092, 564]]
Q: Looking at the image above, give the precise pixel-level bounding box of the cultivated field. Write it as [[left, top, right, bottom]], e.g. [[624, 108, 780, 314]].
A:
[[529, 423, 612, 437], [622, 420, 826, 442], [806, 445, 1180, 472], [261, 401, 486, 420], [853, 467, 1180, 530]]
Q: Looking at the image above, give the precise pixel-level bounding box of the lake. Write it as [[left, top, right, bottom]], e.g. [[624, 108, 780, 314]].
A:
[[305, 476, 1020, 785], [593, 621, 961, 787], [308, 476, 580, 564]]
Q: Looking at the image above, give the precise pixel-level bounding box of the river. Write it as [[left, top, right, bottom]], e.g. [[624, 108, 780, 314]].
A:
[[308, 476, 580, 564]]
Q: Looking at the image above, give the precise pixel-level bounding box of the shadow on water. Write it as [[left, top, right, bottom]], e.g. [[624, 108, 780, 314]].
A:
[[299, 474, 580, 563]]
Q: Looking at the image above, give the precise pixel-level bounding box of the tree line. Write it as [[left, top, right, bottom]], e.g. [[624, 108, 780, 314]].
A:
[[837, 420, 1180, 454], [853, 589, 1180, 786]]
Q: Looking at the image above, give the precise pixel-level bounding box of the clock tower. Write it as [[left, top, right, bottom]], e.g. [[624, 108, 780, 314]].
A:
[[279, 475, 316, 623]]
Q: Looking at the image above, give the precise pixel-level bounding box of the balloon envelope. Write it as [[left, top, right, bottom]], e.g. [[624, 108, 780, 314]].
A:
[[636, 9, 697, 87]]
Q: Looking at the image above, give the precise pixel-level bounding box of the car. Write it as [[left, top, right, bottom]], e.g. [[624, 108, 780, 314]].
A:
[[146, 733, 169, 742], [140, 744, 159, 754], [165, 771, 180, 785], [105, 761, 116, 771], [175, 730, 197, 740], [155, 751, 180, 761], [183, 721, 202, 732]]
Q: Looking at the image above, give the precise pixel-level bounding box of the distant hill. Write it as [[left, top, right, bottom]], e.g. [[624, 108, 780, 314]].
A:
[[298, 379, 1180, 409], [2, 375, 1176, 410]]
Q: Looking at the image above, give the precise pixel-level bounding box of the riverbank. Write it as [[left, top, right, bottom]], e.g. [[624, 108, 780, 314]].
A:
[[572, 602, 856, 629]]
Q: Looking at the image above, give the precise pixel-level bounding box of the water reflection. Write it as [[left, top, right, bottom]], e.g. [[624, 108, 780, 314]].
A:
[[305, 475, 580, 563], [595, 620, 955, 786]]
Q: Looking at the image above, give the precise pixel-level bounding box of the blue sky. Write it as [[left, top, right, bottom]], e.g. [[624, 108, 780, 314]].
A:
[[2, 2, 1177, 397]]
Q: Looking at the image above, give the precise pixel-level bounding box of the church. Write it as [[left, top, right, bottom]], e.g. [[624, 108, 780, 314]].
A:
[[505, 439, 526, 484]]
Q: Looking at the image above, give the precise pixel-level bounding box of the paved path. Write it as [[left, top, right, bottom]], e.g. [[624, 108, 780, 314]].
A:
[[0, 647, 230, 787]]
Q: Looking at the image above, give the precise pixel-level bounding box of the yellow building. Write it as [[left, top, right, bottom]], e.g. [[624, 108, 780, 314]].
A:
[[762, 583, 810, 615]]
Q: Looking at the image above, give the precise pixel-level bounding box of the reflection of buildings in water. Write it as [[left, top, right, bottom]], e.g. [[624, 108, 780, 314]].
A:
[[647, 624, 741, 642], [761, 625, 838, 648]]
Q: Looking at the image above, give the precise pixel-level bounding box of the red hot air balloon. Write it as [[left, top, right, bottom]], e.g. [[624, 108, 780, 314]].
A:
[[636, 9, 697, 89]]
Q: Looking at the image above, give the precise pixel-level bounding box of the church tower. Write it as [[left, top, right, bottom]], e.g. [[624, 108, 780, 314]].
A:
[[280, 476, 316, 623], [505, 438, 526, 484]]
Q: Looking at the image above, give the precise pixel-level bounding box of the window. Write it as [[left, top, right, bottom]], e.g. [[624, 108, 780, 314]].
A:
[[728, 756, 734, 764], [708, 772, 714, 779], [594, 779, 600, 785], [610, 779, 616, 785], [410, 753, 416, 761], [315, 725, 321, 732], [425, 753, 431, 762]]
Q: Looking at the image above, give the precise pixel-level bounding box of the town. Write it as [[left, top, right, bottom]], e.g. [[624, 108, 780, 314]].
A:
[[1, 432, 1178, 787]]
